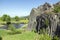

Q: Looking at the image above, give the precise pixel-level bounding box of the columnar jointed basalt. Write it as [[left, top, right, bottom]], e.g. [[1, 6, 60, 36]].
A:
[[28, 2, 60, 37], [28, 2, 53, 31]]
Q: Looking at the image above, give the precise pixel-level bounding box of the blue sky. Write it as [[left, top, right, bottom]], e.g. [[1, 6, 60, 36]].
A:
[[0, 0, 60, 17]]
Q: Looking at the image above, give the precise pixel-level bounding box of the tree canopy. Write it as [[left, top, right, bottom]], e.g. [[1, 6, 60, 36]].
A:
[[14, 16, 20, 21], [2, 14, 11, 22]]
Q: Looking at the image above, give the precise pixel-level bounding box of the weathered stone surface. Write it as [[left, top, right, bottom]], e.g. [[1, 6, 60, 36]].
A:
[[55, 1, 60, 6], [36, 13, 49, 33], [28, 2, 52, 31], [27, 8, 40, 30], [28, 2, 60, 38]]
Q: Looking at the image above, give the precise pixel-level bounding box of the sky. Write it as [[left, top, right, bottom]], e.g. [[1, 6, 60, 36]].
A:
[[0, 0, 60, 17]]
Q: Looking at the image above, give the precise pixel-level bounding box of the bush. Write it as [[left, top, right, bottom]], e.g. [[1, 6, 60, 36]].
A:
[[52, 36, 59, 40], [15, 29, 22, 34], [39, 34, 51, 40], [8, 24, 16, 34], [8, 24, 22, 34], [0, 36, 2, 40], [35, 33, 51, 40], [40, 29, 45, 34], [54, 5, 60, 13], [8, 24, 16, 32]]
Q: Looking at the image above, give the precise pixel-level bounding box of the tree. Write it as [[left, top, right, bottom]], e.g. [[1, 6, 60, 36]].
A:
[[6, 16, 11, 22], [14, 16, 20, 21], [2, 14, 8, 21], [2, 14, 11, 25], [2, 14, 11, 22]]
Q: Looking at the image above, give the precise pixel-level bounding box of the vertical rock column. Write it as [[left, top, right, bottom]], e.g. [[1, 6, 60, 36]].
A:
[[28, 8, 40, 31]]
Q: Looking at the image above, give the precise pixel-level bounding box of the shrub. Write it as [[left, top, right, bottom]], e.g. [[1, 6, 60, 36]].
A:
[[8, 24, 16, 34], [35, 33, 51, 40], [54, 5, 60, 13], [0, 36, 2, 40], [39, 34, 51, 40], [52, 36, 59, 40], [15, 29, 22, 34], [8, 24, 16, 32], [8, 24, 22, 34], [39, 28, 48, 34]]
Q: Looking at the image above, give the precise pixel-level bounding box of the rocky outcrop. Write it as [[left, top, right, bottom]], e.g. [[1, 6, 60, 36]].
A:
[[28, 2, 60, 37], [54, 1, 60, 6], [28, 2, 53, 31], [27, 8, 40, 30], [36, 13, 59, 37]]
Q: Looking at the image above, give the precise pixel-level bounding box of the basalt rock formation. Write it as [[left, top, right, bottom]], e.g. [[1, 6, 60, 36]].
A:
[[28, 2, 60, 37], [28, 2, 53, 30]]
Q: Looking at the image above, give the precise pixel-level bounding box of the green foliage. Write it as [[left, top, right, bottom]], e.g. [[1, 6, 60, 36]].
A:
[[8, 24, 22, 34], [53, 36, 59, 40], [54, 5, 60, 13], [2, 14, 8, 21], [2, 14, 11, 24], [8, 24, 16, 32], [0, 36, 2, 40], [39, 28, 48, 34], [44, 18, 49, 26], [35, 33, 51, 40], [2, 31, 36, 40], [15, 29, 22, 34], [39, 34, 51, 40], [0, 14, 29, 24], [14, 16, 20, 21], [0, 29, 8, 36], [20, 20, 29, 24], [6, 16, 11, 22]]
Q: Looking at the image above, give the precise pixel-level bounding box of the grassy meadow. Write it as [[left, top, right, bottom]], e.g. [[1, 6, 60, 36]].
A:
[[0, 29, 52, 40]]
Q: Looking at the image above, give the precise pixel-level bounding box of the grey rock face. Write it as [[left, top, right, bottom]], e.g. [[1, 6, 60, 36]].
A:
[[36, 13, 49, 33], [28, 2, 52, 31], [36, 13, 60, 37], [27, 8, 40, 30], [56, 1, 60, 5], [28, 2, 60, 37]]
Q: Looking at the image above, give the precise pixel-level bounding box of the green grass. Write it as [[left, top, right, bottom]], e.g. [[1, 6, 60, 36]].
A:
[[0, 29, 52, 40], [0, 29, 10, 36], [0, 24, 52, 40], [2, 31, 36, 40], [0, 29, 37, 40]]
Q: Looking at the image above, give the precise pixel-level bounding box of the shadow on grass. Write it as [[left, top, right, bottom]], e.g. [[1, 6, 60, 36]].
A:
[[7, 30, 22, 35]]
